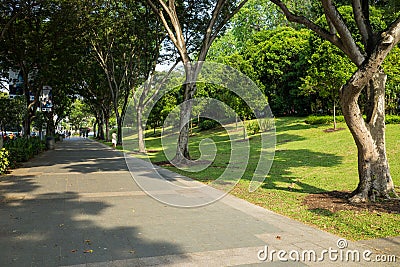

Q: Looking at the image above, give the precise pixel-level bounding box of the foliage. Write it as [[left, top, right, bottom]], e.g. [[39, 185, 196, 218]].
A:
[[245, 120, 260, 135], [0, 96, 25, 132], [383, 46, 400, 115], [3, 137, 46, 167], [306, 115, 400, 125], [305, 115, 345, 125], [385, 115, 400, 124], [259, 118, 274, 132], [0, 148, 10, 175], [245, 27, 313, 116], [0, 0, 87, 136], [300, 39, 356, 113], [68, 100, 92, 130], [243, 119, 274, 136], [198, 119, 219, 131], [85, 0, 160, 145]]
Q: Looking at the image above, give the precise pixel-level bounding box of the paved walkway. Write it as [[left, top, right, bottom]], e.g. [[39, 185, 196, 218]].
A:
[[0, 138, 398, 266]]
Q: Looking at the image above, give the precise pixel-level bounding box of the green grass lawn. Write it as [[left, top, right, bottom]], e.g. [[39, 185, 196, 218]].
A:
[[122, 117, 399, 240]]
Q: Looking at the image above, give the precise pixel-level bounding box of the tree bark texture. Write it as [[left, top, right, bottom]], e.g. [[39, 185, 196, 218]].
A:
[[341, 71, 396, 202], [136, 106, 146, 153]]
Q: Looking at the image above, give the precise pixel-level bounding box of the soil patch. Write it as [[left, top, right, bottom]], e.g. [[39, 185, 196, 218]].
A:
[[323, 128, 345, 133], [304, 191, 400, 214]]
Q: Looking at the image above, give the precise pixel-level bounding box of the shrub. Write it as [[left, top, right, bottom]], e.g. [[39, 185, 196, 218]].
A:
[[305, 115, 345, 125], [385, 115, 400, 124], [306, 115, 400, 125], [4, 137, 46, 167], [0, 148, 10, 175], [246, 120, 260, 135], [259, 118, 274, 132], [198, 119, 219, 131]]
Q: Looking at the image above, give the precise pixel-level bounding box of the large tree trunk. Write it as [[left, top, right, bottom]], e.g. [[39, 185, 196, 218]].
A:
[[98, 119, 104, 140], [116, 115, 122, 146], [173, 64, 199, 164], [341, 71, 397, 203], [174, 96, 193, 163], [93, 121, 97, 138], [136, 106, 146, 153], [105, 116, 110, 142], [46, 113, 55, 136]]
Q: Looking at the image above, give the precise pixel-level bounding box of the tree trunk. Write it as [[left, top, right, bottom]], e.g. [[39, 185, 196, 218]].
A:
[[235, 114, 238, 130], [93, 121, 97, 138], [333, 101, 337, 130], [98, 120, 104, 140], [341, 71, 397, 202], [174, 98, 193, 163], [173, 64, 199, 164], [23, 115, 31, 138], [137, 106, 146, 153], [105, 116, 110, 142], [116, 116, 122, 146]]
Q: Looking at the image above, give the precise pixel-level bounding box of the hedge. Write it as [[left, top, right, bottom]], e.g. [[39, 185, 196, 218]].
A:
[[304, 115, 345, 125], [198, 119, 219, 131], [305, 115, 400, 125], [2, 137, 46, 170]]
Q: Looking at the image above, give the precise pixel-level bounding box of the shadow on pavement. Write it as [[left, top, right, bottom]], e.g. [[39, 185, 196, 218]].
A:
[[0, 138, 186, 266]]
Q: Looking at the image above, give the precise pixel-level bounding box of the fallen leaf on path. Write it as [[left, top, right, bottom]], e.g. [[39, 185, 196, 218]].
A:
[[275, 235, 281, 240], [83, 249, 93, 253], [71, 249, 77, 253]]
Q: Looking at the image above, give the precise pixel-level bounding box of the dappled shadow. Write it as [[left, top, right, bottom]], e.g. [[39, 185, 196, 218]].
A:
[[275, 118, 319, 132], [0, 175, 40, 198], [16, 138, 130, 174], [276, 133, 306, 144], [0, 192, 186, 266], [62, 155, 129, 173], [262, 148, 343, 194], [0, 138, 187, 266]]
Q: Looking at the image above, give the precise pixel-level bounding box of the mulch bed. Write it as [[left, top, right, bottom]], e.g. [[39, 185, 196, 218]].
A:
[[154, 159, 212, 167], [304, 190, 400, 214], [323, 128, 346, 133]]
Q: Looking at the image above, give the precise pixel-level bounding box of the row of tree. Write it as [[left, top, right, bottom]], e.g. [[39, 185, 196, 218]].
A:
[[0, 0, 160, 143], [1, 0, 400, 202]]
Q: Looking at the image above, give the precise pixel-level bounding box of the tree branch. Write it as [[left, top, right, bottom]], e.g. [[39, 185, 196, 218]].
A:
[[352, 0, 374, 54], [145, 0, 189, 62], [270, 0, 365, 66], [344, 17, 400, 95], [321, 0, 365, 65], [199, 0, 249, 61]]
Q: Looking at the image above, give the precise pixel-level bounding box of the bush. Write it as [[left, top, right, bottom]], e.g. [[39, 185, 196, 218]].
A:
[[4, 137, 46, 167], [198, 119, 219, 131], [259, 118, 274, 132], [305, 115, 345, 125], [385, 115, 400, 124], [0, 148, 10, 175], [246, 120, 260, 135], [306, 115, 400, 125]]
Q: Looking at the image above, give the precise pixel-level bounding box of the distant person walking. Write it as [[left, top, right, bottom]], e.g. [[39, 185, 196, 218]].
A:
[[112, 132, 117, 149]]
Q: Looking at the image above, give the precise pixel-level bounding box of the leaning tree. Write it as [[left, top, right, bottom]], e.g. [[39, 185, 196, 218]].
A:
[[145, 0, 249, 163], [270, 0, 399, 202]]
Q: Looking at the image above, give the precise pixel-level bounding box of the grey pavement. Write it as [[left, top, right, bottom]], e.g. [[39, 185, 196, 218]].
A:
[[0, 138, 398, 267]]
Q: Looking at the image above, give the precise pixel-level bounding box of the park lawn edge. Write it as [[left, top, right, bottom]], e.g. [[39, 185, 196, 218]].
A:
[[122, 117, 399, 241]]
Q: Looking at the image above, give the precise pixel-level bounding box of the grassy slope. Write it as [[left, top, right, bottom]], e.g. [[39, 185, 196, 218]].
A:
[[125, 117, 400, 240]]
